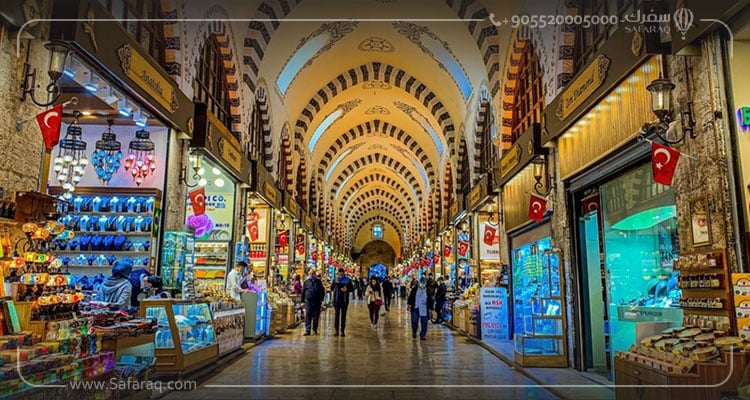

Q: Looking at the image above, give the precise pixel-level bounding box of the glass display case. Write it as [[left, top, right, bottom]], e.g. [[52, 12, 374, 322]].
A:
[[140, 299, 218, 374], [161, 231, 195, 296], [512, 237, 567, 367], [49, 187, 162, 277]]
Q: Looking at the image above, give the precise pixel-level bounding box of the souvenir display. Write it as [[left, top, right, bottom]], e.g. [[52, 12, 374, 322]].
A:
[[48, 187, 162, 276], [194, 241, 228, 282], [161, 231, 196, 298], [140, 299, 218, 374]]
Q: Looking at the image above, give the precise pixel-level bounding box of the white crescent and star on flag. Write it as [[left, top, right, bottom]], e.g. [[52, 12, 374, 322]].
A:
[[653, 147, 672, 169], [43, 110, 59, 129]]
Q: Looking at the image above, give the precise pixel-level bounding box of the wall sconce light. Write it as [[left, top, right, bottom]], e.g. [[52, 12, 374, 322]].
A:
[[180, 153, 202, 188], [532, 155, 554, 196], [641, 72, 694, 144], [20, 40, 72, 107]]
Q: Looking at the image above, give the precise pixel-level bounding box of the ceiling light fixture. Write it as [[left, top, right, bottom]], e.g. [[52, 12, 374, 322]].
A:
[[118, 100, 133, 117], [124, 129, 156, 186], [53, 112, 88, 196], [91, 119, 122, 184]]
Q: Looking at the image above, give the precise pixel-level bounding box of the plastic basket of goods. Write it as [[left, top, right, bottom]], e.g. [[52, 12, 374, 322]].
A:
[[714, 336, 743, 352], [641, 335, 665, 347], [678, 327, 702, 339], [690, 346, 720, 362], [694, 333, 715, 343]]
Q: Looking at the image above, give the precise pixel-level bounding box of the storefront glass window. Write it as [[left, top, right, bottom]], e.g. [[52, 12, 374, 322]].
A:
[[511, 237, 552, 336], [600, 163, 681, 368]]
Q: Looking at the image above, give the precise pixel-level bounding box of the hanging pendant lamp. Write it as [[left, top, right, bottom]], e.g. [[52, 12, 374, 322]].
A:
[[124, 129, 156, 186], [91, 120, 122, 184], [53, 112, 88, 198]]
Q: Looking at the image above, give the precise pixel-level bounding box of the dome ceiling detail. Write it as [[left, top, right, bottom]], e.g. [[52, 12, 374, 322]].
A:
[[358, 36, 396, 52]]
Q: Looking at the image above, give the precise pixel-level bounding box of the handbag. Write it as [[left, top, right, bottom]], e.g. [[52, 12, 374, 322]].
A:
[[375, 299, 383, 307]]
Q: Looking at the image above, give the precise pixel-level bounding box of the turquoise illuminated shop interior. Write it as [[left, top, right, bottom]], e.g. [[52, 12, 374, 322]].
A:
[[611, 205, 677, 231]]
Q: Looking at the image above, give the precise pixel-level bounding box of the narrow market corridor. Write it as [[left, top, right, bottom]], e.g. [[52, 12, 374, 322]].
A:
[[164, 299, 558, 400]]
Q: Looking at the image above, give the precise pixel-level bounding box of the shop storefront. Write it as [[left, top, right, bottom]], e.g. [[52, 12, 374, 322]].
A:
[[246, 160, 281, 284], [467, 174, 504, 287]]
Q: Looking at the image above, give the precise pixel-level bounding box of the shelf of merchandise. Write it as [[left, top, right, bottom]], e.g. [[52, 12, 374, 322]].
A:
[[676, 248, 734, 334], [56, 251, 151, 256]]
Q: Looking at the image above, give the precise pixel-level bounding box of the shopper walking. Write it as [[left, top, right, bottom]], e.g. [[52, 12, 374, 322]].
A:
[[408, 277, 430, 340], [365, 277, 385, 329], [425, 272, 438, 315], [331, 268, 354, 336], [434, 277, 447, 323], [382, 276, 393, 311], [301, 269, 325, 335], [359, 277, 367, 300]]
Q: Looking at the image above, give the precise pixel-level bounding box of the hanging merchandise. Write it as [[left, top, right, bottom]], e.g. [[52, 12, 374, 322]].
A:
[[125, 129, 156, 186], [90, 120, 123, 184], [52, 112, 88, 197]]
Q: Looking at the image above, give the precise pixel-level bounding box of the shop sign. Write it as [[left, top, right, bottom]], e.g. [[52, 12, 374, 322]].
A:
[[480, 287, 509, 340], [263, 181, 279, 206], [556, 54, 611, 121], [499, 144, 522, 178], [478, 213, 500, 261], [185, 192, 234, 241], [468, 180, 486, 211], [738, 106, 750, 130], [218, 137, 242, 173], [117, 44, 179, 113], [285, 195, 300, 220], [204, 113, 242, 174], [616, 306, 682, 323], [303, 214, 313, 231]]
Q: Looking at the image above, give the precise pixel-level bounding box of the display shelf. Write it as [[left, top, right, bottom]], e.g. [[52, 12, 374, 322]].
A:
[[676, 249, 734, 334], [66, 231, 150, 236], [56, 250, 151, 255], [161, 231, 196, 294]]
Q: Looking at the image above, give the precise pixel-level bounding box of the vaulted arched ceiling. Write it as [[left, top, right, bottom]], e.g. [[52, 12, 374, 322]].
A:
[[250, 0, 520, 254]]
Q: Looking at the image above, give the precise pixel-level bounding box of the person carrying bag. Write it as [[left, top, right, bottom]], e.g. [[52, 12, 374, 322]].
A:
[[365, 277, 385, 329]]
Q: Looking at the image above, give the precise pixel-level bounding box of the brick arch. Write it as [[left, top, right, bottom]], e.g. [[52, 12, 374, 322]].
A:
[[297, 62, 454, 156], [500, 26, 544, 149], [443, 161, 454, 213], [340, 173, 416, 216], [346, 195, 410, 228], [277, 128, 292, 191], [329, 154, 424, 200], [317, 119, 436, 182], [255, 86, 274, 171], [192, 17, 243, 135], [295, 157, 307, 205], [353, 215, 403, 243], [348, 201, 409, 238], [473, 96, 492, 183], [344, 188, 412, 221], [159, 0, 182, 79]]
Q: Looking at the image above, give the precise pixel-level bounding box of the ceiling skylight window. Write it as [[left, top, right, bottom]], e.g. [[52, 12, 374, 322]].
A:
[[326, 148, 353, 181], [411, 110, 444, 157], [422, 34, 472, 100], [308, 109, 343, 153], [277, 33, 330, 95]]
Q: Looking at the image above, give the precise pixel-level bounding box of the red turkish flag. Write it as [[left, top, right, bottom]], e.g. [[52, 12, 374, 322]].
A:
[[36, 105, 63, 150], [483, 223, 497, 246], [651, 141, 681, 186], [311, 250, 318, 261], [295, 239, 305, 255], [457, 241, 469, 257], [528, 193, 548, 223], [246, 211, 259, 241], [277, 230, 289, 247], [582, 194, 600, 214], [443, 244, 451, 257], [188, 188, 206, 216]]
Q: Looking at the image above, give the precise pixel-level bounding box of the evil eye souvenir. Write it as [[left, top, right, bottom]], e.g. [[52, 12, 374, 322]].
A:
[[126, 197, 137, 213], [143, 217, 152, 232], [106, 254, 117, 265], [133, 241, 143, 252], [62, 257, 71, 266], [135, 197, 145, 213], [123, 240, 133, 251], [131, 257, 141, 267], [79, 216, 90, 232], [116, 216, 126, 231], [69, 240, 79, 251], [73, 196, 83, 212], [90, 235, 103, 251], [142, 257, 149, 267], [145, 197, 154, 212], [106, 216, 117, 231], [70, 216, 81, 230], [102, 236, 114, 250], [76, 254, 87, 266], [79, 235, 91, 250], [109, 197, 120, 212], [96, 255, 107, 266], [82, 197, 93, 212], [98, 216, 108, 232], [60, 215, 73, 228], [87, 254, 97, 266], [143, 240, 150, 251], [134, 216, 144, 232]]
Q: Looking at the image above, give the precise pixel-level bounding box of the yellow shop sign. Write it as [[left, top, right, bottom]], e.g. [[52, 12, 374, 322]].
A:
[[117, 44, 179, 112]]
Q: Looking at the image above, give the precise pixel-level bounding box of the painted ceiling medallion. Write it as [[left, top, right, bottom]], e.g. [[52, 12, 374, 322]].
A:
[[358, 36, 395, 52], [393, 100, 416, 115], [363, 81, 392, 90], [365, 105, 390, 115], [340, 98, 363, 114]]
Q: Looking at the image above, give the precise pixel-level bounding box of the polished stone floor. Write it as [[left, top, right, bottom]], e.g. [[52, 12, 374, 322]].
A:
[[165, 297, 559, 399]]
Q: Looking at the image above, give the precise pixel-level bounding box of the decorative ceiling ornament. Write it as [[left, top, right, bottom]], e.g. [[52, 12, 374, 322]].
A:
[[393, 100, 416, 115], [362, 81, 392, 90], [53, 112, 88, 197], [365, 105, 390, 115], [339, 98, 363, 114], [358, 37, 395, 53], [298, 21, 359, 69], [124, 129, 156, 186], [91, 119, 122, 185]]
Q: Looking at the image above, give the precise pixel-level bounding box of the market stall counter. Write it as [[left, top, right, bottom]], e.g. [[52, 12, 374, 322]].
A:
[[140, 299, 218, 375]]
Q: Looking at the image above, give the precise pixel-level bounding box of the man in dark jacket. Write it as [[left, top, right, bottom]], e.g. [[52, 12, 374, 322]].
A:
[[331, 268, 354, 336], [382, 276, 393, 311], [434, 277, 448, 323], [425, 272, 438, 312], [301, 269, 325, 335]]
